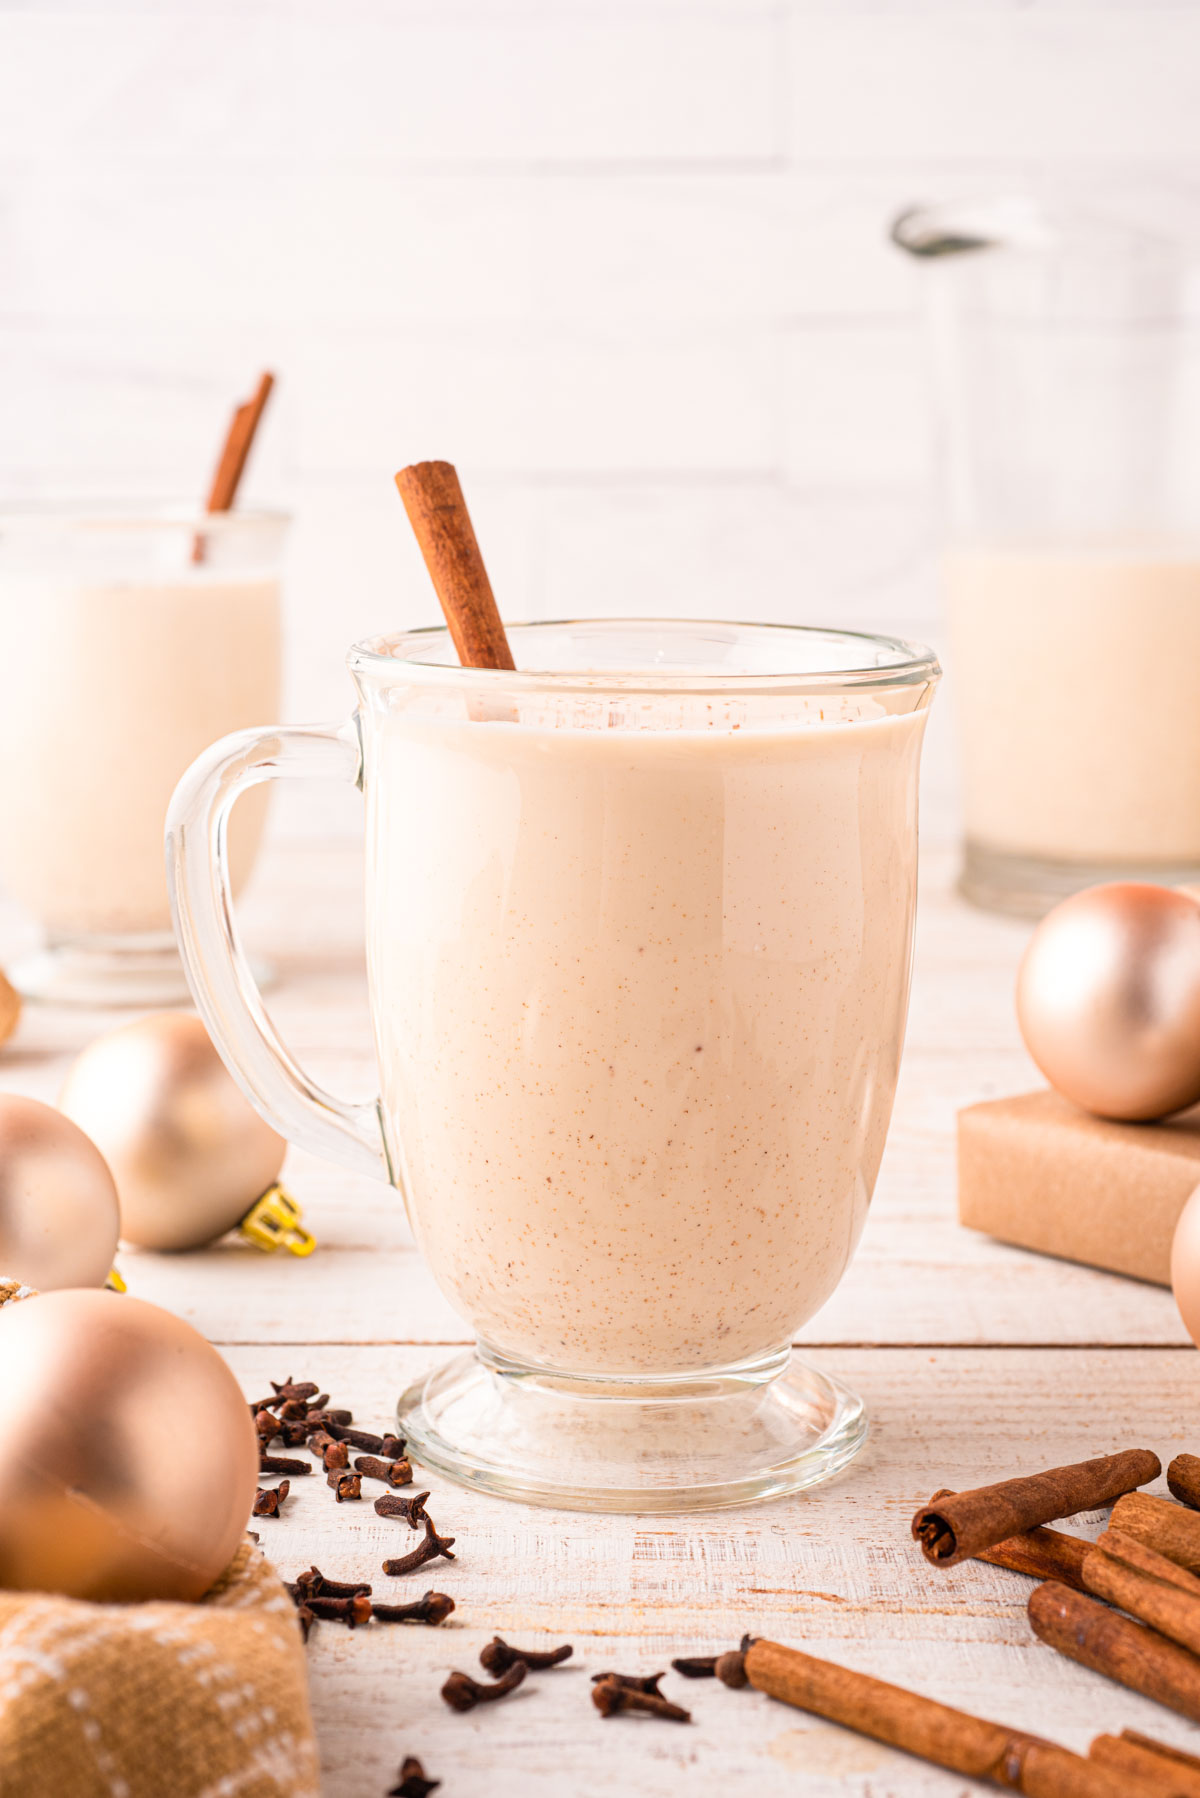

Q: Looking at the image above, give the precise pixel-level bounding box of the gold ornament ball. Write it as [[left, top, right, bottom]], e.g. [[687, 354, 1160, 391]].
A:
[[59, 1013, 286, 1251], [0, 1288, 258, 1600], [1016, 882, 1200, 1121], [0, 1093, 119, 1289], [1172, 1184, 1200, 1349]]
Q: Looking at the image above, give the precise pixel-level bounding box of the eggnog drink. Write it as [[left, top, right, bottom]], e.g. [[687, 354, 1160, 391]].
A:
[[366, 700, 928, 1375], [945, 546, 1200, 867], [0, 573, 278, 940]]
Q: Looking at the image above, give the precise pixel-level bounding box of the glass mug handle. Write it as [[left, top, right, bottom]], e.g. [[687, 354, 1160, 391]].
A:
[[165, 719, 393, 1184]]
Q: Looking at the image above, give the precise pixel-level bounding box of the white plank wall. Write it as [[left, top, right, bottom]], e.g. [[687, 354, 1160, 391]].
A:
[[4, 3, 1199, 841]]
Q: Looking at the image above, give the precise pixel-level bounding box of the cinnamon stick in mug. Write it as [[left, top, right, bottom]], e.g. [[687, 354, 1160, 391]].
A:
[[913, 1450, 1161, 1567], [742, 1638, 1163, 1797], [1169, 1456, 1200, 1512], [1029, 1582, 1200, 1725], [1090, 1730, 1200, 1797], [1113, 1492, 1200, 1575]]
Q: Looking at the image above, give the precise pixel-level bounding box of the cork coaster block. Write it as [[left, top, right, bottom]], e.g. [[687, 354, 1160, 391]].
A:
[[958, 1088, 1200, 1285]]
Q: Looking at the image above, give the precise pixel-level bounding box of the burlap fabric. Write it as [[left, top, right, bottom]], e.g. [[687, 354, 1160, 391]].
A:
[[0, 1538, 319, 1797]]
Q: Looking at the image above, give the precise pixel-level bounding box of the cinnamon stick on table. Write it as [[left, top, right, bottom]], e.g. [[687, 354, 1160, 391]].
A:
[[1113, 1492, 1200, 1575], [1169, 1455, 1200, 1513], [928, 1490, 1093, 1590], [1090, 1731, 1200, 1797], [741, 1638, 1169, 1797], [913, 1449, 1161, 1568], [1029, 1581, 1200, 1725], [394, 461, 515, 671], [1082, 1530, 1200, 1658]]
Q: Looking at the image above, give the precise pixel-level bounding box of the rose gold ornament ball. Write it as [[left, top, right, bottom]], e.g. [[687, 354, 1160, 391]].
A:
[[1172, 1184, 1200, 1349], [0, 1093, 120, 1289], [1016, 882, 1200, 1122], [0, 1288, 258, 1600], [59, 1012, 285, 1251]]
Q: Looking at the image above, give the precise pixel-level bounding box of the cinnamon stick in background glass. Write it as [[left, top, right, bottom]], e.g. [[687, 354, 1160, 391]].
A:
[[1029, 1582, 1200, 1725], [913, 1449, 1161, 1567], [192, 370, 275, 564], [1090, 1730, 1200, 1797], [1169, 1456, 1200, 1512], [741, 1638, 1165, 1797], [1113, 1492, 1200, 1575]]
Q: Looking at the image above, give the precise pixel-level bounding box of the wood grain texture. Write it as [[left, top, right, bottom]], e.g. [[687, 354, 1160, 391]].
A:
[[2, 841, 1200, 1794]]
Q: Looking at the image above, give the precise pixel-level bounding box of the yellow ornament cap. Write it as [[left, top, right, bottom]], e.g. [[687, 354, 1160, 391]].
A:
[[238, 1184, 316, 1257], [105, 1266, 127, 1293]]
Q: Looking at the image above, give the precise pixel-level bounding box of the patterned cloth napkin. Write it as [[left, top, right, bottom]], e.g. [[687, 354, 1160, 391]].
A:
[[0, 1538, 319, 1798]]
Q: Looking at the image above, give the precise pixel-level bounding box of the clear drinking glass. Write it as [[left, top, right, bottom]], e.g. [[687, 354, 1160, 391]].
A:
[[0, 506, 284, 1004], [895, 196, 1200, 916], [167, 619, 939, 1511]]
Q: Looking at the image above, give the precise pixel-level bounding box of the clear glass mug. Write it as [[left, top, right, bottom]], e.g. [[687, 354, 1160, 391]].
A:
[[895, 197, 1200, 917], [0, 506, 284, 1004], [167, 619, 939, 1511]]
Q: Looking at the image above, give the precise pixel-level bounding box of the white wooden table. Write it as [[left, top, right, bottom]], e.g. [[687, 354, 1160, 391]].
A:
[[4, 839, 1199, 1797]]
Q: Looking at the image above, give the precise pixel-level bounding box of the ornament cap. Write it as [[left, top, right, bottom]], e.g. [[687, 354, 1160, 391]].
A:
[[238, 1184, 316, 1257], [105, 1266, 127, 1293]]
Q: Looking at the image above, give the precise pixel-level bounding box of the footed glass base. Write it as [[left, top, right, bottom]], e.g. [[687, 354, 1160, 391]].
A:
[[961, 837, 1200, 920], [12, 938, 276, 1008], [397, 1343, 867, 1513]]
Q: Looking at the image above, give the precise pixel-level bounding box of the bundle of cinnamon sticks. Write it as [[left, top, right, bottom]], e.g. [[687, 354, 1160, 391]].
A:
[[733, 1449, 1200, 1796]]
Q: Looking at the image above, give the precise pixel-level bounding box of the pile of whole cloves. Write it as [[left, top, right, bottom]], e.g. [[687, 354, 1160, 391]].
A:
[[246, 1375, 458, 1643]]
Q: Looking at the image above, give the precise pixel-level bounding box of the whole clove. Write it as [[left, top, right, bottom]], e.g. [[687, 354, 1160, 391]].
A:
[[296, 1603, 315, 1642], [260, 1453, 310, 1477], [329, 1472, 362, 1502], [671, 1634, 757, 1680], [305, 1407, 353, 1429], [323, 1440, 350, 1472], [323, 1424, 390, 1454], [249, 1395, 280, 1414], [252, 1481, 290, 1517], [280, 1420, 309, 1447], [305, 1592, 373, 1627], [354, 1454, 412, 1487], [381, 1435, 406, 1460], [388, 1758, 440, 1798], [590, 1671, 665, 1696], [383, 1515, 456, 1577], [481, 1636, 573, 1675], [293, 1566, 372, 1601], [591, 1675, 690, 1723], [441, 1663, 527, 1712], [307, 1429, 336, 1458], [271, 1378, 320, 1402], [372, 1591, 456, 1626], [376, 1491, 431, 1528], [278, 1396, 312, 1421], [715, 1649, 749, 1688], [255, 1411, 284, 1443]]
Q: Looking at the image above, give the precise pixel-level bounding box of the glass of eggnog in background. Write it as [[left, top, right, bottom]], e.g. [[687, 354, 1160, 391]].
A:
[[895, 197, 1200, 917], [168, 619, 939, 1510], [0, 508, 283, 1004]]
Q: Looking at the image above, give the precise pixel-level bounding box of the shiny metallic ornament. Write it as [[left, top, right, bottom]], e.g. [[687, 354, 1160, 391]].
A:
[[1016, 882, 1200, 1121], [1173, 1184, 1200, 1349], [0, 1288, 258, 1600], [59, 1013, 314, 1254], [0, 1094, 119, 1289]]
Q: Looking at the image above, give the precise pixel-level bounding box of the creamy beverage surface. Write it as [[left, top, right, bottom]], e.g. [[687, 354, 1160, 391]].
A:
[[0, 575, 279, 935], [945, 547, 1200, 865], [366, 702, 927, 1375]]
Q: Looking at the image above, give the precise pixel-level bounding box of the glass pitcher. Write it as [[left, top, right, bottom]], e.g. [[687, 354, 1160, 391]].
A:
[[895, 196, 1200, 916]]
